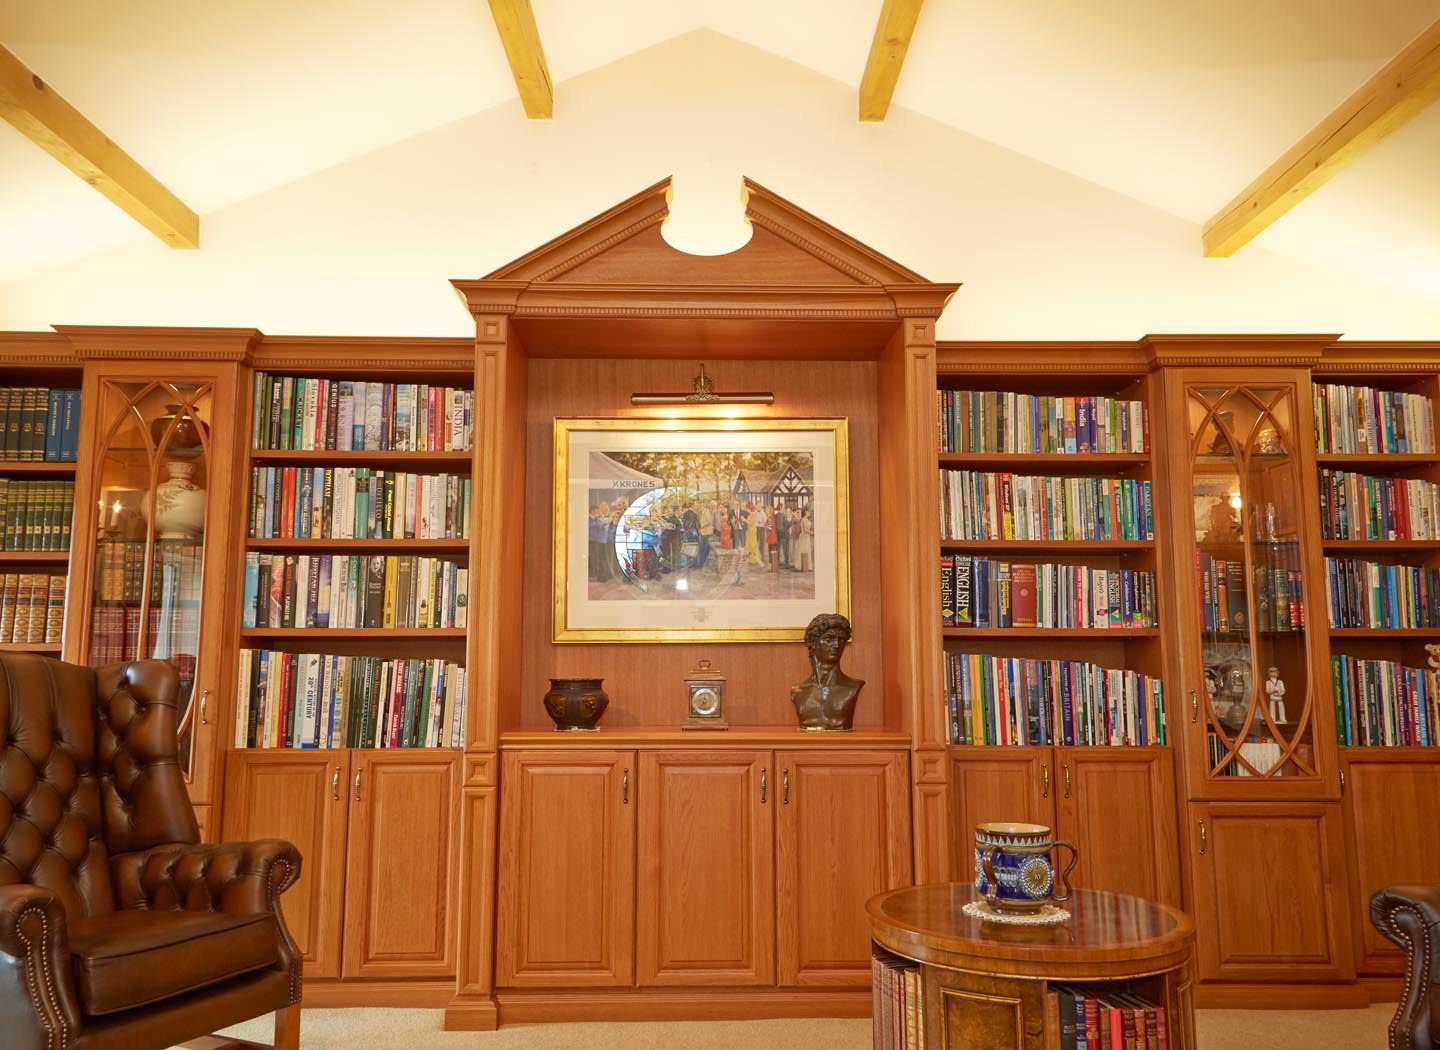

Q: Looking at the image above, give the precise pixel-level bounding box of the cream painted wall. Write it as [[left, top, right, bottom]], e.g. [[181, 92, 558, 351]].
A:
[[2, 30, 1436, 340]]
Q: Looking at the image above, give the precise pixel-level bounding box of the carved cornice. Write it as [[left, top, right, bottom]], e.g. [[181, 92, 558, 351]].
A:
[[0, 332, 80, 369], [1141, 333, 1337, 369], [254, 335, 473, 373], [533, 212, 668, 283], [744, 210, 879, 286], [54, 325, 262, 361], [513, 304, 898, 319]]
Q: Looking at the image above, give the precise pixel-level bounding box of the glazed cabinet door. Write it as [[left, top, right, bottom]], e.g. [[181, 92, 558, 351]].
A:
[[1342, 754, 1440, 973], [636, 750, 774, 986], [776, 750, 911, 986], [341, 750, 459, 978], [221, 750, 350, 979], [496, 750, 636, 987], [1055, 747, 1181, 906], [1188, 801, 1353, 982], [948, 748, 1053, 881]]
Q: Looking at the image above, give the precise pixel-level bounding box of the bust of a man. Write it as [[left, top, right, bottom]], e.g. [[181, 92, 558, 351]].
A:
[[790, 613, 865, 731]]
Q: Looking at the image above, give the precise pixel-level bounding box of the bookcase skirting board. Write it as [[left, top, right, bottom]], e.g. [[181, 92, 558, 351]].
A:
[[1, 179, 1436, 1025]]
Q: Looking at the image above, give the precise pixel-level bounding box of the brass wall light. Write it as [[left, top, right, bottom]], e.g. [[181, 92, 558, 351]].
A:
[[630, 364, 774, 406]]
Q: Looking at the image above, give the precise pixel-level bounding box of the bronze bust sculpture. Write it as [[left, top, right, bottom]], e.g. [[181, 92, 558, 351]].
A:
[[790, 613, 864, 730]]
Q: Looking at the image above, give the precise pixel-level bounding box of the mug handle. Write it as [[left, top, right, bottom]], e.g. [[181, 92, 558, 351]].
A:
[[1052, 840, 1079, 902], [980, 847, 1000, 908]]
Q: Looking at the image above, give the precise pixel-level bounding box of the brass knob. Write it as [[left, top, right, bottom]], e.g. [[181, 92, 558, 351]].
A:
[[1063, 763, 1072, 799], [331, 766, 341, 801], [782, 768, 790, 805], [199, 690, 210, 725], [1198, 819, 1208, 856], [760, 768, 768, 804], [353, 769, 362, 802], [1041, 765, 1049, 798], [622, 768, 629, 804]]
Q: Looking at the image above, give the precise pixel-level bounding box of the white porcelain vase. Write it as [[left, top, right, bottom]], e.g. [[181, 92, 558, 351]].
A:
[[148, 460, 206, 538]]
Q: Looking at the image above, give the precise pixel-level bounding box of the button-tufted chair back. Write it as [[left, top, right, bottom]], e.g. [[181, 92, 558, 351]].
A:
[[0, 654, 198, 922]]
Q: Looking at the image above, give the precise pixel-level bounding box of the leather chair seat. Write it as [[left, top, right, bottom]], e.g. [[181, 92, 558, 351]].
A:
[[68, 910, 280, 1017]]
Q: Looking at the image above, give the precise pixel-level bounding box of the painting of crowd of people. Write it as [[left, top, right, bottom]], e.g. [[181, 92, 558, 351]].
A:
[[586, 449, 817, 603]]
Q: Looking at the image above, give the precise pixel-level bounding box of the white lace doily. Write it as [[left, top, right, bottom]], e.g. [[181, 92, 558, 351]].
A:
[[963, 900, 1071, 926]]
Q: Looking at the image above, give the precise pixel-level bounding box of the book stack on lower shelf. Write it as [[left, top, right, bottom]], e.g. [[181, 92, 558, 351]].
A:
[[1053, 984, 1169, 1050], [871, 948, 925, 1050], [1331, 655, 1438, 747], [0, 572, 64, 646]]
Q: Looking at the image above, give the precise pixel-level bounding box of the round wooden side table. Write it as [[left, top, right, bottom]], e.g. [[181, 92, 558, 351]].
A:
[[868, 884, 1197, 1050]]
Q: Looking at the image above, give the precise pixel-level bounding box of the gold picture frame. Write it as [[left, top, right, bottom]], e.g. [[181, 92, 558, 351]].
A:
[[553, 417, 851, 643]]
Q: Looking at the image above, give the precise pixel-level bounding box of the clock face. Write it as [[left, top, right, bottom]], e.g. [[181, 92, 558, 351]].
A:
[[690, 685, 721, 717]]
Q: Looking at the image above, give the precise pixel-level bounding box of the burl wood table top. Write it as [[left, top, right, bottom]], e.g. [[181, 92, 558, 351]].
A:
[[868, 884, 1196, 981]]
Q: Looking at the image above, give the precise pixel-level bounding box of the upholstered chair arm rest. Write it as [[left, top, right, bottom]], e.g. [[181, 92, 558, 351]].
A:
[[1372, 886, 1440, 1050], [112, 839, 302, 917], [0, 884, 81, 1050]]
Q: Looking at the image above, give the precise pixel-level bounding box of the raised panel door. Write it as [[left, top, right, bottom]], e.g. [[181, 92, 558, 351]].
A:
[[1342, 754, 1440, 973], [342, 750, 459, 978], [948, 748, 1053, 881], [637, 750, 774, 986], [496, 750, 636, 987], [776, 750, 911, 986], [1189, 802, 1353, 982], [221, 750, 349, 979], [1055, 748, 1181, 906]]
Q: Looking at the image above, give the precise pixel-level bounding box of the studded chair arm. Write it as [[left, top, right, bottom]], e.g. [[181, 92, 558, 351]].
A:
[[1372, 886, 1440, 1050], [0, 884, 80, 1050], [111, 839, 301, 917]]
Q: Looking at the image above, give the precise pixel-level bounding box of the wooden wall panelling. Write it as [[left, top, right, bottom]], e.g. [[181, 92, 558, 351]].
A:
[[775, 750, 911, 986], [496, 750, 636, 987], [947, 748, 1053, 882], [518, 358, 884, 730], [1341, 752, 1440, 973], [636, 750, 775, 986], [1055, 747, 1181, 906], [343, 750, 461, 978], [222, 750, 350, 979]]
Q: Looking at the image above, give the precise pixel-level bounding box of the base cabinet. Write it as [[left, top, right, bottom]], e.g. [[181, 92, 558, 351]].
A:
[[1187, 802, 1354, 983], [221, 749, 459, 983]]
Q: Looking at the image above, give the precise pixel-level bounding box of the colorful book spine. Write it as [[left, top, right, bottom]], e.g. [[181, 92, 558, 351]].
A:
[[248, 467, 470, 540], [1314, 384, 1435, 455], [938, 470, 1153, 541], [1318, 469, 1440, 540], [251, 372, 475, 452], [1331, 654, 1440, 747], [936, 390, 1149, 454], [1325, 557, 1440, 629], [241, 552, 467, 630], [941, 556, 1157, 629]]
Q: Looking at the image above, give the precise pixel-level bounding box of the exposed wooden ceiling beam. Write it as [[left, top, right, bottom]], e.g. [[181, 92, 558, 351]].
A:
[[1204, 18, 1440, 258], [0, 42, 199, 249], [487, 0, 553, 119], [859, 0, 925, 122]]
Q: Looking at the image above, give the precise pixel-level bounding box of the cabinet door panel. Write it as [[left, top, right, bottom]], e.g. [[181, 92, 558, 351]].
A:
[[637, 750, 774, 986], [1055, 748, 1181, 906], [1343, 756, 1440, 973], [497, 750, 635, 987], [1189, 802, 1353, 982], [948, 749, 1052, 881], [342, 751, 459, 978], [221, 751, 349, 979], [776, 750, 911, 986]]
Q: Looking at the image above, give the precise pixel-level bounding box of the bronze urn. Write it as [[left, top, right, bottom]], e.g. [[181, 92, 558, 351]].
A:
[[543, 678, 609, 731]]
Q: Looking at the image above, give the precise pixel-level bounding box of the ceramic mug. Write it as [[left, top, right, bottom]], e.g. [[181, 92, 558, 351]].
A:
[[973, 821, 1078, 913]]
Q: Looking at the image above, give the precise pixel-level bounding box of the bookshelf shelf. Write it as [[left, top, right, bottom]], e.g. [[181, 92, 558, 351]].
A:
[[1315, 453, 1440, 467], [250, 449, 472, 470], [0, 550, 70, 563], [0, 461, 78, 475], [937, 451, 1149, 470], [1328, 627, 1440, 638], [939, 539, 1155, 553], [239, 627, 466, 640], [0, 642, 60, 654], [245, 537, 470, 554], [943, 627, 1159, 639], [1322, 539, 1438, 552]]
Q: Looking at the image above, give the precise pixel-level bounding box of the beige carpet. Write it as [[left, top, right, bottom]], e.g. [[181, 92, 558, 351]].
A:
[[222, 1004, 1398, 1049]]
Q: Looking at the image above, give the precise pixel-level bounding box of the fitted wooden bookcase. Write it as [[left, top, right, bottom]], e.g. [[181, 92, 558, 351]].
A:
[[1, 183, 1437, 1023]]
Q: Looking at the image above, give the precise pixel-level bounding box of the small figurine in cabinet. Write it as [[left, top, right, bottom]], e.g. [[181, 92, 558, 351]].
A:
[[1264, 667, 1287, 724]]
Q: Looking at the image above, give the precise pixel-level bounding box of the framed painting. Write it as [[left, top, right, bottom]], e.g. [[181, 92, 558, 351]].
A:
[[553, 417, 851, 642]]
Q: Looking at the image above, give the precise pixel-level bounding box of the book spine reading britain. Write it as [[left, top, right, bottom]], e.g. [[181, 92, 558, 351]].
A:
[[251, 373, 474, 452], [941, 556, 1157, 629], [939, 471, 1153, 542], [0, 388, 81, 462], [936, 390, 1149, 455], [944, 653, 1164, 747], [1331, 655, 1439, 748], [242, 553, 468, 630], [234, 649, 468, 750], [248, 467, 470, 540], [1313, 384, 1435, 455]]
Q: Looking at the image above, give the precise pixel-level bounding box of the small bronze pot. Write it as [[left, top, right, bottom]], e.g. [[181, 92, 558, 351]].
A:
[[543, 678, 608, 731], [151, 405, 208, 453]]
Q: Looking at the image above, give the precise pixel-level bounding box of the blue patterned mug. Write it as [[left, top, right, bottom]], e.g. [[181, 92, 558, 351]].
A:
[[974, 822, 1078, 913]]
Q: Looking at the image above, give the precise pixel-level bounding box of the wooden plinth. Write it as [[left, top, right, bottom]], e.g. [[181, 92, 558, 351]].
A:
[[869, 884, 1198, 1050]]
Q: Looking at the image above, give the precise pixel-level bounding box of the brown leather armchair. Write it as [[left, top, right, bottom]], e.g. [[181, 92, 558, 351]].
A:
[[0, 654, 302, 1050], [1372, 885, 1440, 1050]]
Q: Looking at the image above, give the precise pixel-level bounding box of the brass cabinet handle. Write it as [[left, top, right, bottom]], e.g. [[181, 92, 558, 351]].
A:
[[783, 768, 790, 805], [1198, 819, 1208, 856], [1062, 763, 1072, 799], [331, 766, 341, 801], [760, 767, 768, 804], [1190, 690, 1198, 723], [199, 689, 210, 725], [1339, 770, 1346, 794], [1041, 765, 1049, 799], [353, 769, 362, 802], [622, 768, 629, 805]]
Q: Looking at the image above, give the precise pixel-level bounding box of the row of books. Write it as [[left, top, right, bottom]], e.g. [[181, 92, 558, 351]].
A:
[[1332, 655, 1438, 748], [1207, 736, 1296, 777], [871, 951, 924, 1050], [1054, 984, 1168, 1050], [940, 556, 1158, 629], [936, 389, 1149, 455], [1318, 469, 1440, 541], [939, 471, 1154, 542], [0, 573, 64, 644], [0, 479, 74, 551], [241, 553, 468, 630], [234, 649, 468, 749], [1313, 383, 1435, 455], [251, 372, 474, 452], [90, 541, 202, 665], [248, 467, 471, 540], [1196, 547, 1304, 635], [1326, 557, 1440, 629], [0, 388, 81, 462], [944, 652, 1166, 747]]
